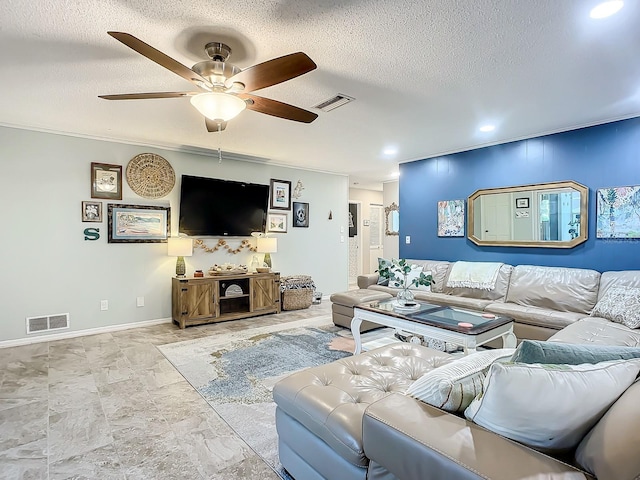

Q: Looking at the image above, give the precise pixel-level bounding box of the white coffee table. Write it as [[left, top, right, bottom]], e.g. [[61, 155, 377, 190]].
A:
[[351, 300, 516, 355]]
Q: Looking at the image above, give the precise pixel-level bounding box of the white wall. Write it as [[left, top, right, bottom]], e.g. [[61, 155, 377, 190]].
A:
[[0, 126, 349, 342], [348, 188, 383, 274], [383, 181, 399, 259]]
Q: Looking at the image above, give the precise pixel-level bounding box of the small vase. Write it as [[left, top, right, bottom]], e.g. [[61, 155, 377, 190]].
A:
[[397, 288, 415, 306]]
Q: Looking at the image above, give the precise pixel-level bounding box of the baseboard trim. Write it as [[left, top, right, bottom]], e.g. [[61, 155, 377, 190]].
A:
[[0, 317, 172, 349]]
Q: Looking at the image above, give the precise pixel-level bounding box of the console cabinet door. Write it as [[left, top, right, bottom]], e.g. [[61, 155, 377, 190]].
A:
[[178, 280, 216, 321], [251, 276, 278, 312]]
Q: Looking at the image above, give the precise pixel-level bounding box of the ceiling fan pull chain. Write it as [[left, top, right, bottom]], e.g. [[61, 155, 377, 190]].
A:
[[218, 122, 223, 164]]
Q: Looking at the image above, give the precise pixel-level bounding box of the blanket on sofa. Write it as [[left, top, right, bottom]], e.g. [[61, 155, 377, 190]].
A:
[[446, 261, 503, 290]]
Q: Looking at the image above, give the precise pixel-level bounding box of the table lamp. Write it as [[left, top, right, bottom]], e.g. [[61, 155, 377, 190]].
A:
[[257, 237, 277, 269], [167, 237, 193, 277]]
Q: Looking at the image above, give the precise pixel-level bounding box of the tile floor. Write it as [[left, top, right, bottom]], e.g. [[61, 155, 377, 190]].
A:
[[0, 302, 333, 480]]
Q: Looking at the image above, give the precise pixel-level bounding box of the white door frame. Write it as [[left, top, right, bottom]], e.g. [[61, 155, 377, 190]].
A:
[[348, 201, 363, 285]]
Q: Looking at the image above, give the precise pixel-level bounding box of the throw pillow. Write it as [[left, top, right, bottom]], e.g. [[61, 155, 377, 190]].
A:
[[405, 348, 515, 413], [591, 286, 640, 329], [511, 340, 640, 365], [464, 360, 640, 452], [389, 264, 431, 291]]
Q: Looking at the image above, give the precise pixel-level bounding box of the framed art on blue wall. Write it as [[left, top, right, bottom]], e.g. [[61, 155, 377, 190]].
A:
[[437, 199, 465, 237], [596, 186, 640, 239], [107, 204, 170, 243]]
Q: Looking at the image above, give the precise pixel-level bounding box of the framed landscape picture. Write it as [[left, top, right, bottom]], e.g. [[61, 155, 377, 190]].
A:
[[596, 185, 640, 238], [107, 204, 170, 243], [81, 201, 102, 222], [292, 202, 309, 228], [269, 179, 291, 210], [267, 212, 288, 233], [91, 162, 123, 200]]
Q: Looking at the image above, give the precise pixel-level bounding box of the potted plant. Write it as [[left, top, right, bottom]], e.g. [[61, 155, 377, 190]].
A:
[[377, 259, 434, 306]]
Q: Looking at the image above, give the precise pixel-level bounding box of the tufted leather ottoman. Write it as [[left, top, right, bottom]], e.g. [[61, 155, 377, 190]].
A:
[[330, 289, 394, 332], [273, 343, 453, 480]]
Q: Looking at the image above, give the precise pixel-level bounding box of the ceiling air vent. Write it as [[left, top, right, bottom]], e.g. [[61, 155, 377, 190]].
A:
[[313, 94, 355, 112], [26, 313, 69, 334]]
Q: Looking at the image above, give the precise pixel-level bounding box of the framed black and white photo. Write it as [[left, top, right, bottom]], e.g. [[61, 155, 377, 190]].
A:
[[292, 202, 309, 228], [82, 201, 102, 222], [269, 179, 292, 210], [515, 197, 530, 209]]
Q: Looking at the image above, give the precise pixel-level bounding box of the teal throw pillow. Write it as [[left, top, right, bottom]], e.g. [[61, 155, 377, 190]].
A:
[[511, 340, 640, 365]]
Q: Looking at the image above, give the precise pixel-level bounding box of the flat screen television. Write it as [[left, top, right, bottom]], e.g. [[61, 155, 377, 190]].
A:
[[179, 175, 269, 236]]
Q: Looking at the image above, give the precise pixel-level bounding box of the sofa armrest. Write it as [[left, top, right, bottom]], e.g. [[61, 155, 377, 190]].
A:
[[357, 273, 379, 289], [363, 393, 592, 480]]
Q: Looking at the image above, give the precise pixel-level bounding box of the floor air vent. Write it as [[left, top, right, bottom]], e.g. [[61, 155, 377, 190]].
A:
[[313, 94, 355, 112], [26, 313, 69, 334]]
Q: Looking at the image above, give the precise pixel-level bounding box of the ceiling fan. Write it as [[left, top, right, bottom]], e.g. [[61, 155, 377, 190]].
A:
[[99, 32, 318, 132]]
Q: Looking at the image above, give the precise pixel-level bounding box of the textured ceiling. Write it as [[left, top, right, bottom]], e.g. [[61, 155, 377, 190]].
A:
[[1, 1, 639, 189]]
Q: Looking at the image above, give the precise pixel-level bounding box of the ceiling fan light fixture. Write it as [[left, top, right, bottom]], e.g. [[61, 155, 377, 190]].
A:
[[190, 92, 246, 122]]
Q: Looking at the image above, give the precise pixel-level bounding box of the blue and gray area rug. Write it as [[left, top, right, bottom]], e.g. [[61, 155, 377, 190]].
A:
[[158, 317, 354, 478]]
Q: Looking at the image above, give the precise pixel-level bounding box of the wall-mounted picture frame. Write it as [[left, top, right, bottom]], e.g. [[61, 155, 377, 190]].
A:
[[596, 185, 640, 238], [437, 199, 465, 237], [107, 204, 170, 243], [269, 179, 292, 210], [267, 212, 288, 233], [91, 162, 123, 200], [515, 197, 529, 209], [82, 201, 102, 222], [292, 202, 310, 228]]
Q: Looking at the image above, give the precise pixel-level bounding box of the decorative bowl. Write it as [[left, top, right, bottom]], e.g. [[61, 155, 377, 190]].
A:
[[256, 267, 271, 273]]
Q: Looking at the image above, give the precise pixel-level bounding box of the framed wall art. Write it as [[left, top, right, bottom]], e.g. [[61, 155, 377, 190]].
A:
[[596, 185, 640, 239], [82, 201, 102, 222], [437, 199, 465, 237], [107, 204, 170, 243], [293, 202, 309, 228], [515, 197, 530, 209], [267, 212, 288, 233], [269, 179, 292, 210], [91, 162, 123, 200]]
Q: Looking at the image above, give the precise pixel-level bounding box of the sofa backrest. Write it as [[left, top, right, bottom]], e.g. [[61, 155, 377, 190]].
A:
[[506, 265, 601, 314], [405, 260, 451, 293], [442, 263, 513, 301], [597, 270, 640, 301]]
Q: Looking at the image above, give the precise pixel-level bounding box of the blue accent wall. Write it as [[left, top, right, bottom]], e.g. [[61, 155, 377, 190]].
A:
[[399, 117, 640, 272]]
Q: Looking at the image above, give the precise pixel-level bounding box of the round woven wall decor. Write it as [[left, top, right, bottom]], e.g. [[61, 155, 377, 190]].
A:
[[126, 153, 175, 199]]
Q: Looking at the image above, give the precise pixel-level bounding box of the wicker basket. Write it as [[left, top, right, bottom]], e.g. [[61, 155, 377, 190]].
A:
[[281, 275, 315, 311]]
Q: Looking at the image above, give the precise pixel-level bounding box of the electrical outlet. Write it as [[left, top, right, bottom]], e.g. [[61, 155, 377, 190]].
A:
[[136, 296, 145, 307], [340, 226, 344, 233], [100, 300, 108, 311], [405, 236, 411, 244], [340, 235, 345, 243]]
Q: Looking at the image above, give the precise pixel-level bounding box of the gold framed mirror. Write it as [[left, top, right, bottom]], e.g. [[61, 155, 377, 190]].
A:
[[468, 180, 588, 248], [385, 202, 399, 236]]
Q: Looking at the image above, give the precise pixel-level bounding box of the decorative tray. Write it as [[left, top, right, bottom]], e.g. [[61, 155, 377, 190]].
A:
[[208, 270, 248, 276]]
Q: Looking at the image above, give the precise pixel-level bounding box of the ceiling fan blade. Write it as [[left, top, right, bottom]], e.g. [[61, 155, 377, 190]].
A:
[[107, 32, 213, 90], [227, 52, 316, 93], [205, 119, 227, 132], [99, 92, 197, 100], [239, 94, 318, 123]]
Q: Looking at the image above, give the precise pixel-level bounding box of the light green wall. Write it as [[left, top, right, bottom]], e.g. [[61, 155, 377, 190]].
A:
[[0, 126, 349, 343]]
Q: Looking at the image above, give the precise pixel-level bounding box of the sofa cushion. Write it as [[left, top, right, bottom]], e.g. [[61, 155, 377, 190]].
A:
[[591, 286, 640, 329], [549, 317, 640, 346], [597, 270, 640, 301], [511, 340, 640, 364], [273, 344, 453, 467], [485, 302, 584, 330], [405, 348, 515, 413], [464, 360, 640, 452], [330, 290, 393, 308], [575, 380, 640, 480], [505, 265, 601, 314], [442, 264, 513, 301]]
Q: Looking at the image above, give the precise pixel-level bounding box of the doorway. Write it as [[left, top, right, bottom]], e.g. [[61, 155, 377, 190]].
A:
[[348, 202, 362, 285]]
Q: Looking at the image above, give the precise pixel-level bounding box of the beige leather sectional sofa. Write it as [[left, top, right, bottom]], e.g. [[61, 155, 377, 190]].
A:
[[273, 262, 640, 480], [348, 260, 640, 341]]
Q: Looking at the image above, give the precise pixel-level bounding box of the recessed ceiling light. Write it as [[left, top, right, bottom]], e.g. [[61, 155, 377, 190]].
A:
[[382, 146, 398, 156], [590, 1, 624, 19], [479, 124, 495, 133]]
